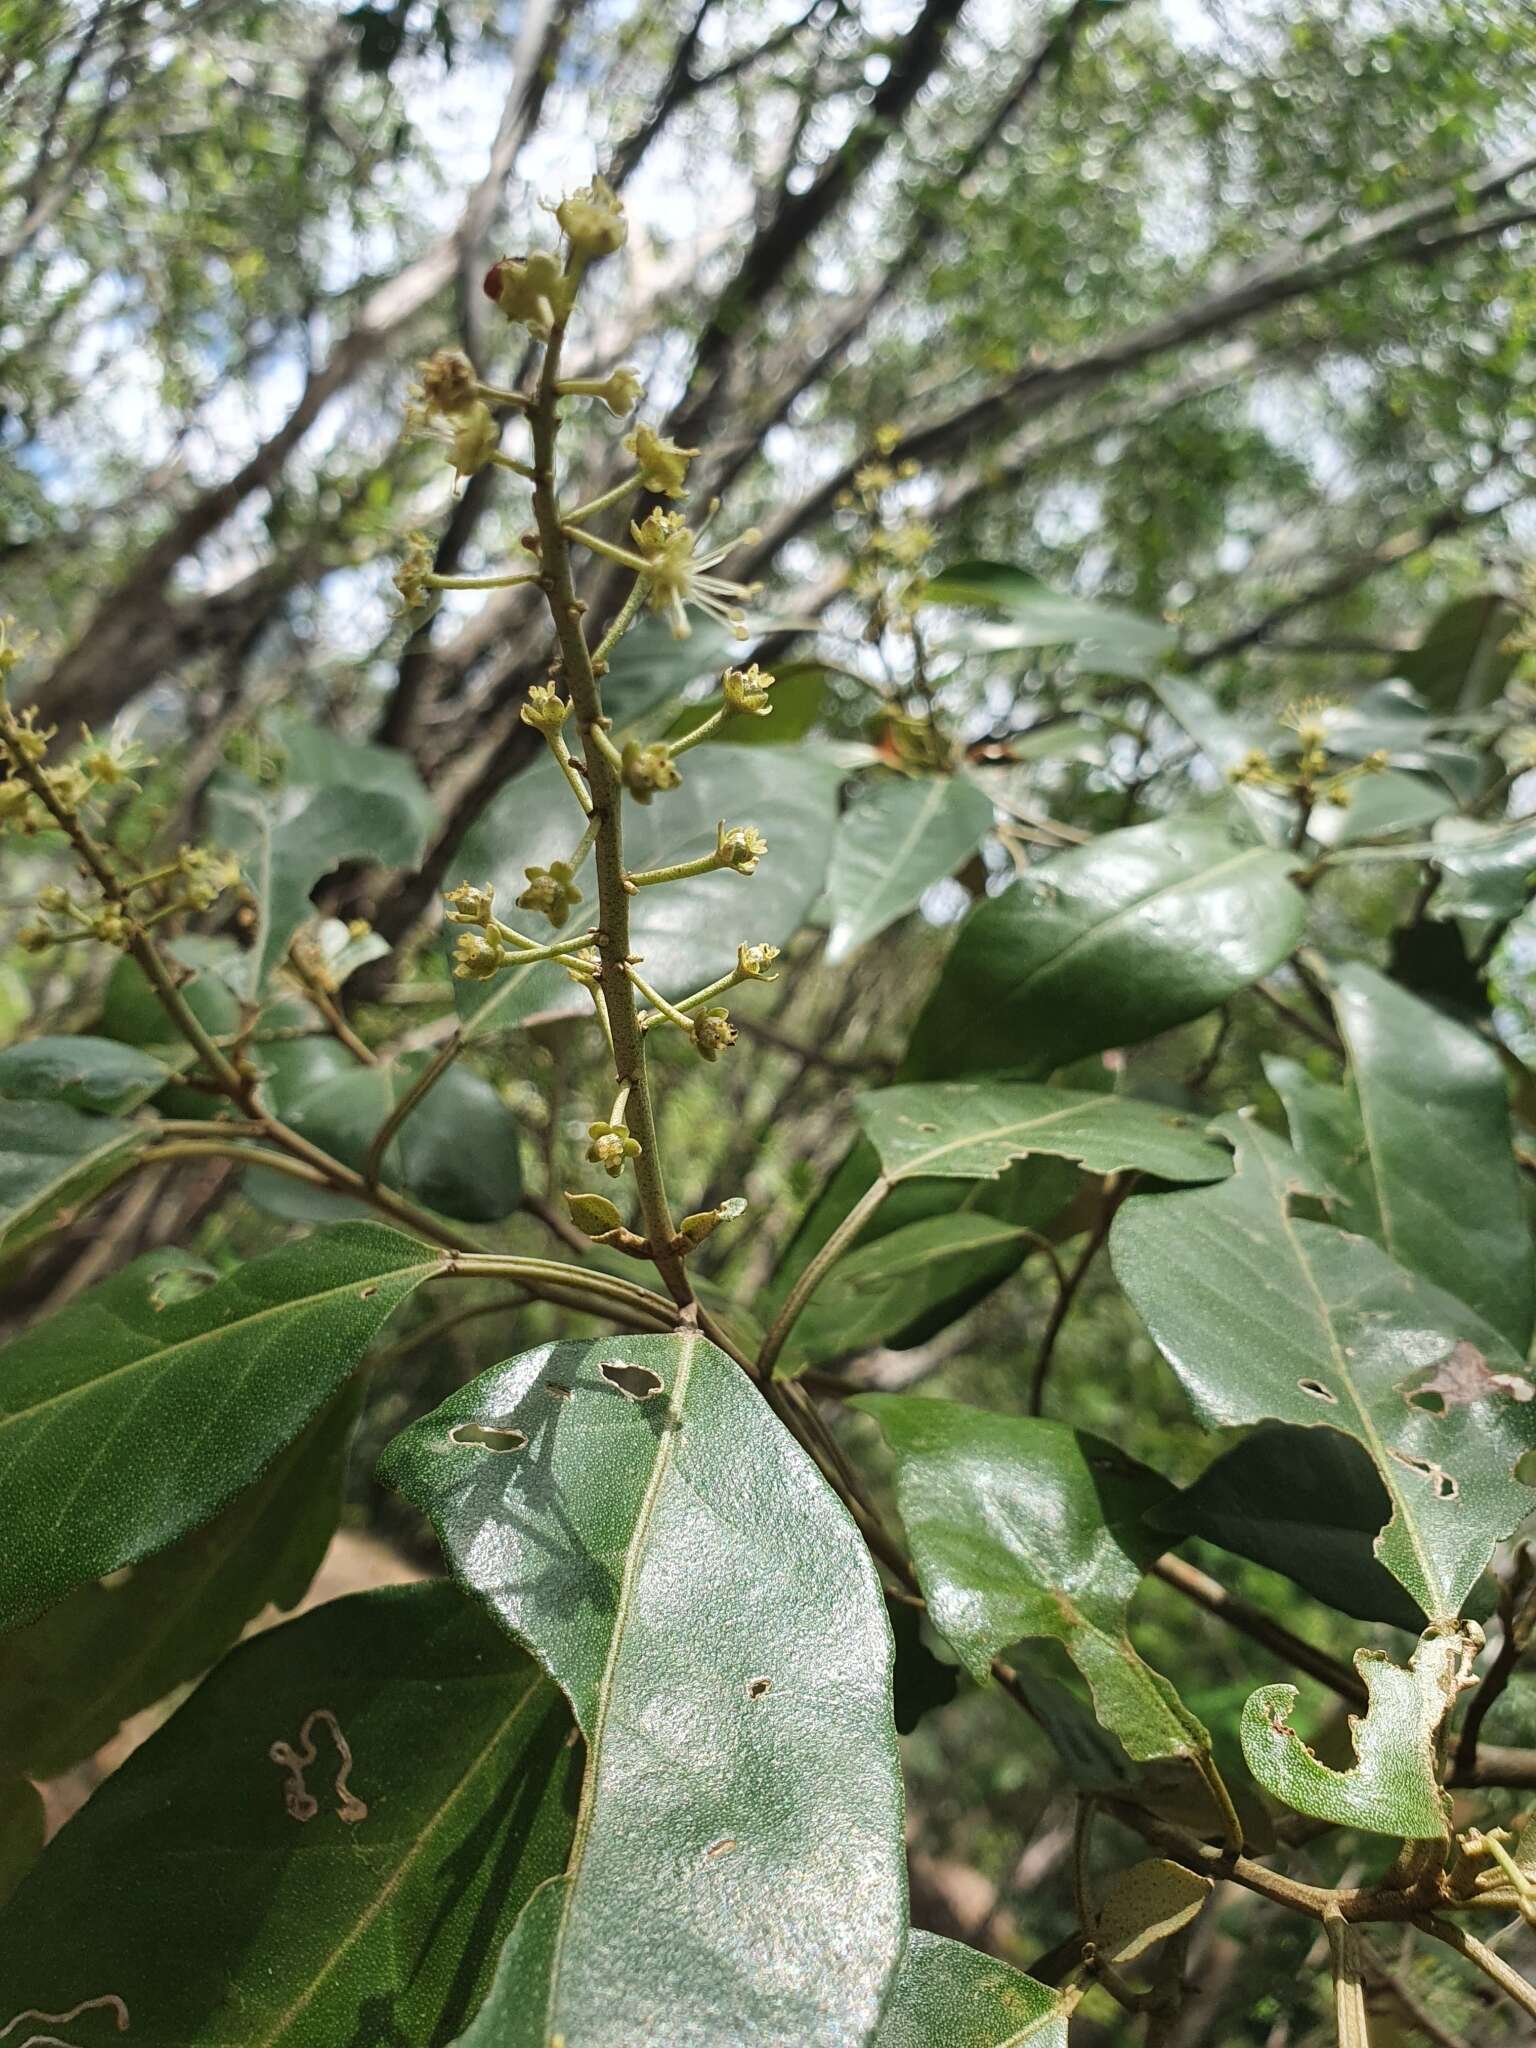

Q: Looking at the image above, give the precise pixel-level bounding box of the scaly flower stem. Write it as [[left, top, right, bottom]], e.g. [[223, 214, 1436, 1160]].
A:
[[428, 570, 540, 592], [667, 706, 728, 758], [542, 728, 593, 812], [562, 524, 650, 574], [628, 849, 726, 888], [627, 964, 695, 1035], [592, 577, 648, 668], [564, 473, 643, 525], [526, 310, 691, 1306]]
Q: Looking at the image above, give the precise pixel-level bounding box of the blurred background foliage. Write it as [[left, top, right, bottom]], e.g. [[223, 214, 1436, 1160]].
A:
[[4, 1, 1536, 2038]]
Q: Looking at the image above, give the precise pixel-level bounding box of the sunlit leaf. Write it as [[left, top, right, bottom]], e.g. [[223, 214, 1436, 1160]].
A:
[[826, 775, 993, 962], [874, 1933, 1072, 2046]]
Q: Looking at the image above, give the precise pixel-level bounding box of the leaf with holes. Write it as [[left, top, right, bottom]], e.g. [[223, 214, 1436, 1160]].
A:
[[1241, 1630, 1475, 1837], [0, 1386, 356, 1777], [0, 1583, 581, 2041], [0, 1096, 144, 1260], [874, 1933, 1073, 2046], [825, 775, 993, 963], [380, 1333, 907, 2048], [854, 1397, 1208, 1767], [1328, 960, 1533, 1350], [0, 1221, 437, 1630], [902, 815, 1305, 1081], [1111, 1116, 1536, 1622], [856, 1081, 1230, 1187]]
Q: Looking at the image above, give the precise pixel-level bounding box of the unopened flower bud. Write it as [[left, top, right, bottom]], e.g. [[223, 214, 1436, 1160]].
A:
[[621, 740, 682, 804], [419, 348, 478, 415], [722, 664, 774, 717], [482, 250, 567, 334], [556, 176, 626, 258], [593, 366, 643, 417], [623, 423, 698, 500], [677, 1196, 747, 1248], [692, 1006, 737, 1062], [44, 763, 92, 809], [91, 906, 129, 946], [18, 922, 52, 953], [36, 884, 71, 914]]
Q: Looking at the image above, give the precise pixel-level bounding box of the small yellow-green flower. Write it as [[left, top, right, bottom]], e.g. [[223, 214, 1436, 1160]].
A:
[[520, 684, 570, 735], [444, 881, 496, 926], [418, 348, 478, 415], [624, 423, 698, 500], [621, 740, 682, 804], [692, 1007, 737, 1062], [717, 823, 767, 875], [736, 942, 779, 979], [722, 664, 774, 717], [586, 1119, 642, 1178], [557, 176, 626, 258], [452, 931, 504, 981], [517, 860, 583, 928]]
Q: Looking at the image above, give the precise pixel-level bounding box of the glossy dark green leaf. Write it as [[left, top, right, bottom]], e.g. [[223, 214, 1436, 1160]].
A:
[[1329, 960, 1533, 1349], [0, 1583, 581, 2043], [856, 1081, 1230, 1186], [874, 1933, 1070, 2047], [1263, 1054, 1380, 1239], [0, 1036, 175, 1113], [1397, 592, 1521, 712], [382, 1333, 907, 2047], [273, 1052, 523, 1223], [782, 1212, 1034, 1374], [455, 744, 841, 1030], [1306, 767, 1451, 848], [0, 1386, 356, 1777], [1111, 1116, 1536, 1622], [855, 1397, 1207, 1765], [214, 777, 428, 995], [903, 816, 1305, 1082], [0, 1222, 437, 1630], [826, 775, 993, 963], [0, 1096, 143, 1258], [0, 1781, 43, 1909], [1150, 1425, 1425, 1632], [925, 560, 1173, 677], [99, 934, 244, 1049], [1431, 816, 1536, 923]]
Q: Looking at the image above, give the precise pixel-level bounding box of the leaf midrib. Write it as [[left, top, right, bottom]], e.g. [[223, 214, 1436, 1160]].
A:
[[836, 779, 956, 949], [885, 1092, 1199, 1179], [0, 1259, 437, 1438]]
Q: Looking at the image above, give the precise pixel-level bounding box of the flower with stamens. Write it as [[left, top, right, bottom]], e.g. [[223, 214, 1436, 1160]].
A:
[[621, 740, 681, 804], [629, 508, 761, 642], [692, 1007, 737, 1062], [77, 727, 147, 789], [517, 861, 583, 929], [736, 942, 779, 980], [418, 348, 478, 415], [452, 931, 504, 981], [624, 424, 698, 500], [445, 881, 497, 927], [722, 664, 774, 717], [520, 683, 570, 735], [717, 823, 767, 875], [557, 176, 626, 258], [586, 1119, 642, 1178]]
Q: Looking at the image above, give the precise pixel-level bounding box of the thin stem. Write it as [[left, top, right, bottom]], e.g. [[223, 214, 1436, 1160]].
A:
[[526, 307, 690, 1304], [1028, 1176, 1132, 1416], [427, 570, 539, 591], [1418, 1917, 1536, 2025], [563, 473, 643, 525], [1451, 1549, 1530, 1784], [545, 728, 594, 812], [668, 706, 728, 757], [1325, 1907, 1371, 2048], [1153, 1555, 1367, 1708], [364, 1032, 465, 1189], [629, 849, 729, 888], [562, 523, 650, 573], [628, 963, 695, 1034], [286, 942, 378, 1066], [592, 576, 649, 669], [757, 1176, 892, 1378], [444, 1249, 678, 1325]]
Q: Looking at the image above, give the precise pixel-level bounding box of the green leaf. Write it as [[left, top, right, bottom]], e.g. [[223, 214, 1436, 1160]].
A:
[[0, 1036, 175, 1113], [1150, 1425, 1425, 1633], [1306, 767, 1452, 847], [0, 1781, 43, 1910], [381, 1333, 907, 2046], [1431, 816, 1536, 923], [782, 1212, 1034, 1373], [100, 935, 243, 1051], [0, 1386, 356, 1777], [0, 1221, 436, 1630], [856, 1080, 1230, 1186], [1328, 960, 1532, 1349], [1241, 1630, 1474, 1838], [854, 1397, 1208, 1765], [924, 560, 1174, 677], [455, 745, 841, 1030], [0, 1583, 581, 2041], [272, 1052, 523, 1223], [1263, 1054, 1381, 1241], [669, 660, 827, 748], [213, 777, 428, 996], [903, 816, 1305, 1082], [275, 719, 436, 834], [1110, 1116, 1536, 1622], [874, 1933, 1072, 2047], [1144, 673, 1291, 844], [826, 775, 993, 963], [0, 1096, 143, 1259], [1397, 592, 1521, 712]]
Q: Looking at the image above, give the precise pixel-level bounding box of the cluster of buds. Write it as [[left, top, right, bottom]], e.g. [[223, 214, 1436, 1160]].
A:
[[0, 659, 151, 838], [16, 842, 240, 956], [1230, 698, 1390, 812]]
